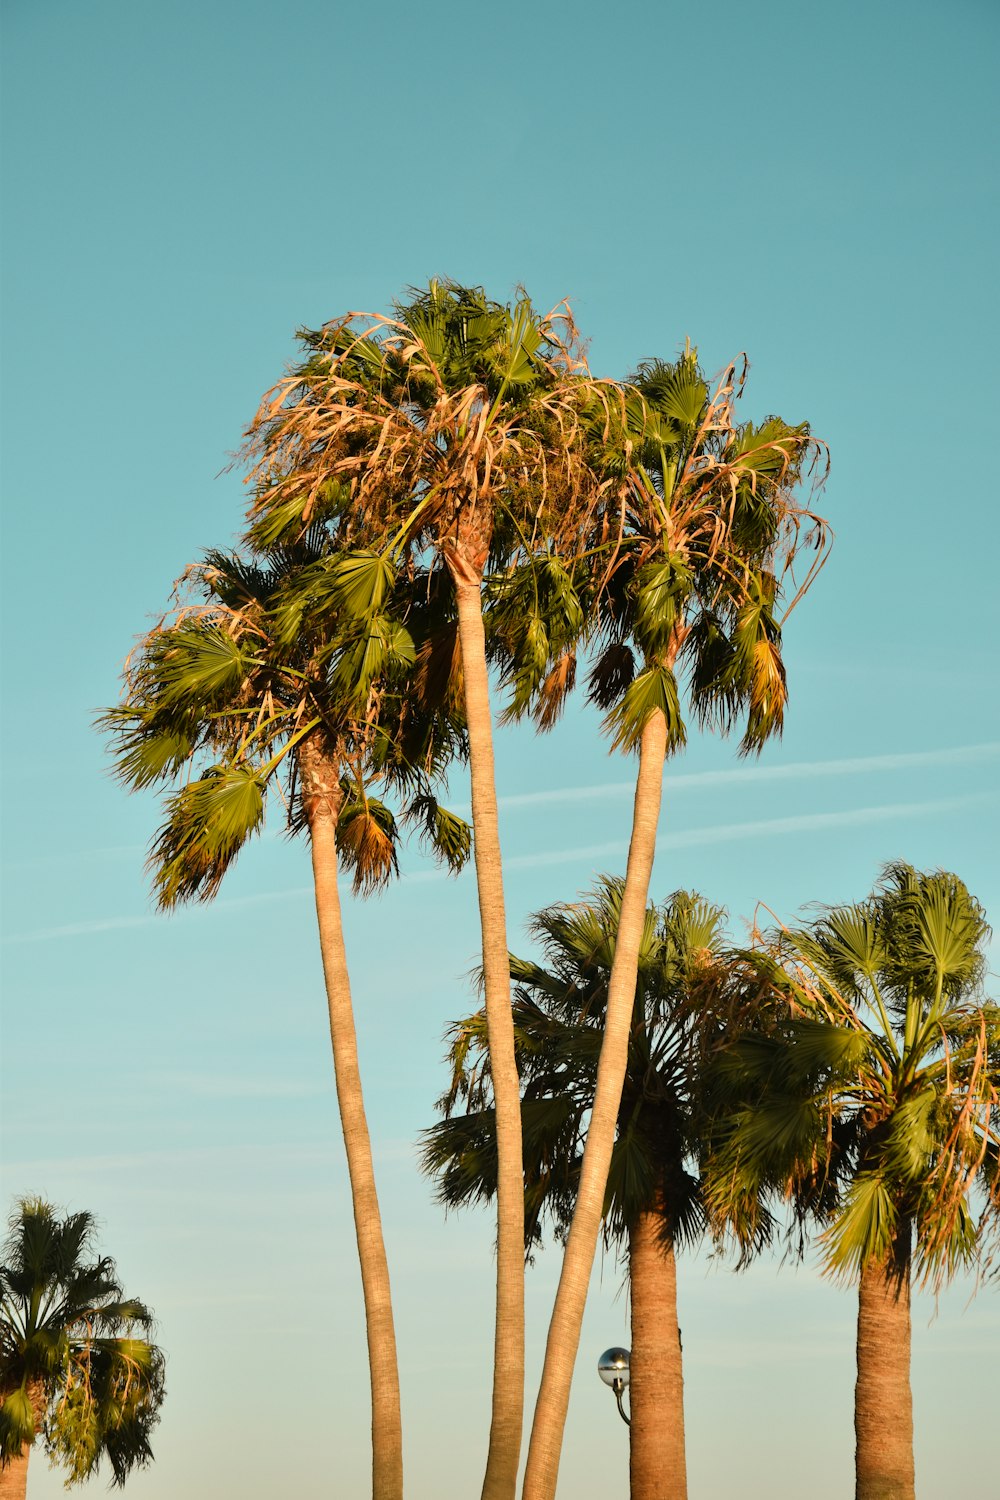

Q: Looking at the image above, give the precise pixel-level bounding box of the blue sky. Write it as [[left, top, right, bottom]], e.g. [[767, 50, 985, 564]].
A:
[[1, 0, 998, 1496]]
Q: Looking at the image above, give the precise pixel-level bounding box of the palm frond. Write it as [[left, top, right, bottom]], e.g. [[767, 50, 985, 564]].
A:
[[403, 794, 472, 874], [335, 790, 398, 895], [604, 663, 685, 754], [149, 763, 266, 908]]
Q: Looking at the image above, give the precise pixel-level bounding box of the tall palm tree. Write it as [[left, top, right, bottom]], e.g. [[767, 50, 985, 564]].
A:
[[423, 881, 773, 1500], [517, 349, 830, 1500], [0, 1199, 164, 1499], [705, 864, 1000, 1500], [102, 535, 469, 1500], [241, 281, 612, 1500]]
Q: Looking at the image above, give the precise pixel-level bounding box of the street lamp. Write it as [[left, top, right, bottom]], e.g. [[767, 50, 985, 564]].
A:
[[597, 1346, 630, 1426]]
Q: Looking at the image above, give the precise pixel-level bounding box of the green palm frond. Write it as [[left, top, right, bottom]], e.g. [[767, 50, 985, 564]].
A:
[[880, 863, 989, 1003], [142, 622, 254, 710], [821, 1171, 900, 1280], [0, 1387, 36, 1453], [604, 662, 686, 754], [631, 353, 709, 443], [150, 763, 266, 908], [101, 708, 195, 790], [403, 794, 472, 874], [631, 557, 694, 658], [327, 614, 417, 702], [484, 553, 586, 726], [879, 1088, 939, 1180]]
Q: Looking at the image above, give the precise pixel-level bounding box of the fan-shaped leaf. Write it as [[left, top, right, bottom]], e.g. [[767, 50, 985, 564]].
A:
[[336, 793, 398, 895], [150, 763, 266, 908], [605, 663, 685, 754]]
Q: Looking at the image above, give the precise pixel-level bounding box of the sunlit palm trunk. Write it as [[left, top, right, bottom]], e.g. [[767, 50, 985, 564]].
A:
[[301, 741, 404, 1500], [0, 1446, 30, 1499], [629, 1212, 687, 1500], [523, 708, 668, 1500], [855, 1254, 914, 1500], [448, 554, 525, 1500]]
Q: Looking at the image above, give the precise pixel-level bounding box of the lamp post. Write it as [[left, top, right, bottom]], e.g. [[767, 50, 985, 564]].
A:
[[597, 1346, 631, 1426]]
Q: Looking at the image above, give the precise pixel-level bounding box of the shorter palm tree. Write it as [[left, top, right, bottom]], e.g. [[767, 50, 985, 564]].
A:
[[705, 864, 1000, 1500], [102, 536, 469, 1500], [0, 1199, 165, 1498], [423, 880, 772, 1500]]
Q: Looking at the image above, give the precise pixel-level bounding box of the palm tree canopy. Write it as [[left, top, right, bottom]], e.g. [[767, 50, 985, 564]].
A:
[[581, 347, 830, 756], [0, 1199, 165, 1486], [240, 286, 831, 764], [242, 279, 608, 569], [705, 864, 1000, 1288], [101, 530, 472, 907], [480, 344, 830, 756], [422, 879, 775, 1257]]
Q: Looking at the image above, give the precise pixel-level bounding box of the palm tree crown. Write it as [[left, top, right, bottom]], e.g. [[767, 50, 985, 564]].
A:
[[709, 862, 1000, 1282], [424, 880, 742, 1255], [242, 278, 607, 574], [583, 347, 829, 755], [102, 532, 469, 905], [0, 1199, 164, 1489]]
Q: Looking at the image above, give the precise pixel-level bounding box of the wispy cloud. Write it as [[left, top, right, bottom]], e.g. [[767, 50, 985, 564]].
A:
[[5, 844, 145, 872], [2, 886, 313, 946], [158, 1070, 328, 1100], [503, 793, 995, 872], [6, 785, 994, 945], [0, 1140, 341, 1177], [496, 741, 1000, 812]]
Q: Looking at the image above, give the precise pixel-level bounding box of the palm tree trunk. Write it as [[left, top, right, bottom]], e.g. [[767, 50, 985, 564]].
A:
[[629, 1212, 687, 1500], [300, 739, 404, 1500], [855, 1253, 914, 1500], [0, 1446, 30, 1500], [523, 708, 668, 1500], [447, 549, 525, 1500]]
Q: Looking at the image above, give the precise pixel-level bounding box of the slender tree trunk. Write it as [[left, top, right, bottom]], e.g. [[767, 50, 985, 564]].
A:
[[855, 1253, 914, 1500], [523, 708, 668, 1500], [629, 1213, 687, 1500], [300, 739, 404, 1500], [446, 547, 525, 1500], [0, 1446, 30, 1500]]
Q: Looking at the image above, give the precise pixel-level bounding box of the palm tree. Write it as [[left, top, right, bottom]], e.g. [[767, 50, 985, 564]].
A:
[[102, 535, 469, 1500], [518, 348, 830, 1500], [0, 1199, 164, 1498], [241, 281, 612, 1500], [706, 864, 1000, 1500], [423, 881, 773, 1500], [239, 304, 829, 1496]]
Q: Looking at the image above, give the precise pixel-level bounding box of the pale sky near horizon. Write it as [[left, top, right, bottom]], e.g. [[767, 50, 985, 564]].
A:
[[1, 1, 998, 1497]]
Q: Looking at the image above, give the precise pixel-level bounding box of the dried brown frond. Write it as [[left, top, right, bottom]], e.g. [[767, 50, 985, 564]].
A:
[[415, 620, 465, 718], [533, 649, 577, 732], [335, 799, 398, 896]]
